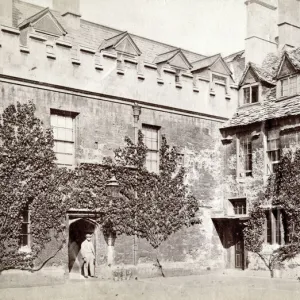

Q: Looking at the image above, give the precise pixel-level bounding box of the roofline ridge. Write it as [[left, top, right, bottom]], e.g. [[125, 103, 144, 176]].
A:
[[18, 6, 50, 27], [191, 53, 220, 65], [224, 49, 245, 59], [104, 30, 128, 41], [80, 18, 207, 59]]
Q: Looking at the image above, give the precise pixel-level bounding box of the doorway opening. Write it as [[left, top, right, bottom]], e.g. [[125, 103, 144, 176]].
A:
[[68, 218, 96, 275]]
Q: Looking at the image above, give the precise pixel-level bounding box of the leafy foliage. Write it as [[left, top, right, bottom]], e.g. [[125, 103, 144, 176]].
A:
[[0, 102, 72, 272], [0, 102, 200, 273], [244, 148, 300, 277]]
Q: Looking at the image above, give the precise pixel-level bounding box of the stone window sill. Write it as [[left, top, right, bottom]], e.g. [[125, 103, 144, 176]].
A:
[[239, 101, 260, 108]]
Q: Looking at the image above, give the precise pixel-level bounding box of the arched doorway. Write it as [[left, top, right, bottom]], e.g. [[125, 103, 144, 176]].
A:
[[68, 218, 97, 277]]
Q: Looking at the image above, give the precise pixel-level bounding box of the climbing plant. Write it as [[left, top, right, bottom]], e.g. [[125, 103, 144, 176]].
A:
[[0, 102, 73, 272], [244, 148, 300, 277], [0, 102, 200, 274]]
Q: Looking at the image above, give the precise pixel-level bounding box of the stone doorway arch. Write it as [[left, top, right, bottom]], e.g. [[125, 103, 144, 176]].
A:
[[68, 218, 97, 277]]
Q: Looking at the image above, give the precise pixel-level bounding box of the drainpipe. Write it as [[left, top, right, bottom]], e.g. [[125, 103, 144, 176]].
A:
[[132, 103, 141, 265]]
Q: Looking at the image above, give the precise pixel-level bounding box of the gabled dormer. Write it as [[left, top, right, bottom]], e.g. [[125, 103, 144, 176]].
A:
[[276, 51, 300, 99], [153, 48, 192, 87], [239, 62, 275, 106], [154, 48, 192, 71], [99, 31, 142, 58], [191, 54, 232, 97], [18, 7, 67, 39]]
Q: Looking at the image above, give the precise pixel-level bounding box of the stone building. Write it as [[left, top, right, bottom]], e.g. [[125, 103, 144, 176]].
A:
[[220, 0, 300, 277], [0, 0, 245, 278]]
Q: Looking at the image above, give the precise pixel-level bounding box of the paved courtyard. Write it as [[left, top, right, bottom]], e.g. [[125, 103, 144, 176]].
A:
[[1, 273, 300, 300]]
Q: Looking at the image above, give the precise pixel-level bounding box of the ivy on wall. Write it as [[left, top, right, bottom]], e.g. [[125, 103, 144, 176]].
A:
[[0, 102, 72, 272], [244, 148, 300, 277], [0, 102, 200, 273]]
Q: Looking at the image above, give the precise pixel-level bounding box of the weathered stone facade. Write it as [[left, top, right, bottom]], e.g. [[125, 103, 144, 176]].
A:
[[0, 0, 243, 279]]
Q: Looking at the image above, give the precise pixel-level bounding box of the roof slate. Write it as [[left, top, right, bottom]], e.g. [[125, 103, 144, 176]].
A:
[[191, 54, 221, 72], [14, 0, 207, 64], [239, 62, 276, 86], [222, 90, 300, 130]]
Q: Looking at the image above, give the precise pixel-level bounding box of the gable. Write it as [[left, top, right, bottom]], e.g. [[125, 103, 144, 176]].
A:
[[278, 56, 297, 78], [34, 15, 62, 36], [115, 37, 139, 56], [169, 52, 191, 70], [241, 69, 258, 85], [210, 58, 231, 75]]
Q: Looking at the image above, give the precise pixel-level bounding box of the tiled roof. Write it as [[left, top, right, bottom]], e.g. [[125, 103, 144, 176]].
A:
[[224, 50, 244, 63], [18, 6, 67, 34], [154, 48, 181, 64], [99, 31, 128, 50], [222, 90, 300, 130], [14, 0, 207, 64], [191, 54, 220, 72], [239, 62, 276, 86], [286, 48, 300, 71]]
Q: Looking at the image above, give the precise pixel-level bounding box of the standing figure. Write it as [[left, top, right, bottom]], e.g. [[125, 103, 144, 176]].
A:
[[81, 233, 96, 278]]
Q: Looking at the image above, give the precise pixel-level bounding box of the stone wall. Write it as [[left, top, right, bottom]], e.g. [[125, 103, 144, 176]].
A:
[[0, 78, 228, 275]]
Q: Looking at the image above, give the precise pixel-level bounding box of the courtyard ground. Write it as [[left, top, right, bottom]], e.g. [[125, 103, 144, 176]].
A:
[[1, 272, 300, 300]]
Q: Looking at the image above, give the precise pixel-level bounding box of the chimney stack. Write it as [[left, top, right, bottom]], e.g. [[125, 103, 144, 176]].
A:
[[53, 0, 81, 30], [245, 0, 278, 65], [0, 0, 13, 27], [278, 0, 300, 50]]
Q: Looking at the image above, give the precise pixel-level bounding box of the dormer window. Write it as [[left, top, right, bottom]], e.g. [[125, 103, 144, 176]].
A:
[[243, 84, 259, 104], [280, 75, 297, 97]]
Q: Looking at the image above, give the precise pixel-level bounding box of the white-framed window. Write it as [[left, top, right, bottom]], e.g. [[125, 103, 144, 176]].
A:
[[50, 110, 76, 167], [20, 204, 30, 248], [267, 130, 280, 174], [280, 75, 297, 97], [243, 84, 259, 104], [239, 137, 252, 177], [142, 124, 159, 173]]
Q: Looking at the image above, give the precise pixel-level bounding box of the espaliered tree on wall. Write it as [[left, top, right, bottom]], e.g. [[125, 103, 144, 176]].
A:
[[244, 148, 300, 278], [0, 102, 200, 275], [0, 102, 72, 272], [73, 132, 201, 276]]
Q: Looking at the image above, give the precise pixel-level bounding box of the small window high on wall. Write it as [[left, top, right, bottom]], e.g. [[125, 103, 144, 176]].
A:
[[280, 75, 297, 97], [243, 85, 259, 104], [50, 110, 77, 167], [142, 124, 160, 173]]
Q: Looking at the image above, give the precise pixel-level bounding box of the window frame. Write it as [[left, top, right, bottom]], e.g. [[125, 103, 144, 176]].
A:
[[279, 74, 298, 98], [142, 124, 160, 173], [267, 131, 280, 175], [242, 83, 259, 105], [230, 198, 247, 215], [19, 204, 31, 249], [264, 208, 286, 246], [50, 109, 78, 168]]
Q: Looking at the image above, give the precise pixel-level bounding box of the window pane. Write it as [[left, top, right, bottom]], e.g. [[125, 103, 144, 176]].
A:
[[243, 88, 250, 104], [266, 212, 272, 244], [290, 76, 297, 95], [282, 78, 289, 97], [251, 86, 259, 103]]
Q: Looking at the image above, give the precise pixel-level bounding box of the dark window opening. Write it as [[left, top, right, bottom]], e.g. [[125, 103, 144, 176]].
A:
[[20, 204, 30, 247], [231, 199, 247, 215]]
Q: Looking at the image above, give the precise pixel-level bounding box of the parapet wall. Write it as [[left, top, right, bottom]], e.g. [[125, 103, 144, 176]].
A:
[[0, 25, 238, 119]]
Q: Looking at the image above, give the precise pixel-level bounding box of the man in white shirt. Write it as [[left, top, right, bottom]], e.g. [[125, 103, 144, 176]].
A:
[[81, 233, 96, 278]]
